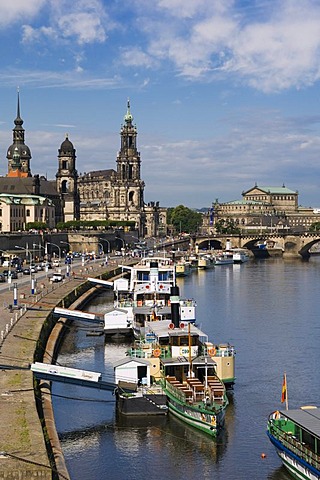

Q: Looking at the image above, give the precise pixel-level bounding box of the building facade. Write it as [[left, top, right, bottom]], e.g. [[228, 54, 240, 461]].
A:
[[0, 193, 55, 232], [77, 100, 165, 237], [0, 94, 165, 236], [203, 184, 320, 233]]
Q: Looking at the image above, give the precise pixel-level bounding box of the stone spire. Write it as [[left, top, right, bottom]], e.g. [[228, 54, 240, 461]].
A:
[[7, 89, 32, 177]]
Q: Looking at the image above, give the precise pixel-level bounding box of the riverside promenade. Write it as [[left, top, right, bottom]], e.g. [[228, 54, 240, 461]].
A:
[[0, 258, 123, 479]]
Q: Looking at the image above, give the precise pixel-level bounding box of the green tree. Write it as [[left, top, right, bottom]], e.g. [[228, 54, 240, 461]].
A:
[[168, 205, 202, 234], [310, 222, 320, 232], [215, 219, 240, 234]]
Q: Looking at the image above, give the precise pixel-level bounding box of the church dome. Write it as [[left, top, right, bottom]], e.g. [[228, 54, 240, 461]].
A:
[[7, 143, 31, 160], [59, 135, 74, 154]]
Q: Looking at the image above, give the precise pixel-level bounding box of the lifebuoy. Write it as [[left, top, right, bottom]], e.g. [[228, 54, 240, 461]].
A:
[[168, 323, 175, 329], [137, 300, 143, 306], [159, 284, 163, 289], [208, 347, 216, 356], [146, 285, 150, 289], [153, 348, 161, 357], [179, 322, 185, 329]]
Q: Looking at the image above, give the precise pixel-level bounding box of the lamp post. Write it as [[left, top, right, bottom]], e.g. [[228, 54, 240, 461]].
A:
[[60, 241, 71, 254], [33, 243, 46, 262], [116, 237, 125, 256], [46, 242, 61, 264], [98, 243, 104, 255], [15, 246, 34, 291], [99, 238, 110, 253]]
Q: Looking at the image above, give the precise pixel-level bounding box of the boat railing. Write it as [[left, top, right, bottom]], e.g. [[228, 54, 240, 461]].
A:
[[204, 346, 236, 357], [180, 299, 196, 307], [268, 417, 320, 470]]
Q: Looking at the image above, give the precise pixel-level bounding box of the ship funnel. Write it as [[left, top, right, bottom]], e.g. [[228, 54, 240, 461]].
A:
[[170, 285, 180, 328]]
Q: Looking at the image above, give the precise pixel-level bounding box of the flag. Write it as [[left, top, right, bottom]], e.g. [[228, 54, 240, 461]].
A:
[[281, 373, 287, 403]]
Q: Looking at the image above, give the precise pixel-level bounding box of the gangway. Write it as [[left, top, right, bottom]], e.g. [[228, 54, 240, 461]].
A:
[[31, 362, 117, 392], [87, 277, 114, 287], [53, 306, 104, 324]]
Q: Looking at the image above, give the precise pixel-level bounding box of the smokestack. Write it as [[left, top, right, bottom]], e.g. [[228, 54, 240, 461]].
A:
[[170, 285, 180, 328]]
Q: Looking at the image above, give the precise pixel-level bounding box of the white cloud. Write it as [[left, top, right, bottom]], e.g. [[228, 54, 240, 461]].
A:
[[129, 0, 320, 92], [58, 12, 107, 45], [0, 0, 45, 28]]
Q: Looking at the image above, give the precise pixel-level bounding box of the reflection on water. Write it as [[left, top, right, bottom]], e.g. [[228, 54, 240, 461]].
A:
[[53, 258, 320, 479]]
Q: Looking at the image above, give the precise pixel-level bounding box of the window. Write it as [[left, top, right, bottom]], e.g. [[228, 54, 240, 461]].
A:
[[26, 209, 30, 217], [61, 180, 68, 193]]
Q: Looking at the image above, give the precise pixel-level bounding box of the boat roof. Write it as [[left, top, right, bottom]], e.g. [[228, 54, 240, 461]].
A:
[[145, 320, 208, 342], [280, 407, 320, 439]]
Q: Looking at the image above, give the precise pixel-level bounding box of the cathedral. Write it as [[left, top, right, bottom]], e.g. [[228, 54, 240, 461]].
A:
[[0, 93, 165, 236]]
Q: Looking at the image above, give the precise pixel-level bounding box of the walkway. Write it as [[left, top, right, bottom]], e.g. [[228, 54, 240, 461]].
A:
[[0, 258, 120, 478]]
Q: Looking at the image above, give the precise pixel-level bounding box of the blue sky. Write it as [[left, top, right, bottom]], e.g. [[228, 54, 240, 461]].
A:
[[1, 0, 320, 209]]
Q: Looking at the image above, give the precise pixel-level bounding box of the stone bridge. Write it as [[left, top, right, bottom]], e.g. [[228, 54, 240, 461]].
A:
[[175, 233, 320, 259]]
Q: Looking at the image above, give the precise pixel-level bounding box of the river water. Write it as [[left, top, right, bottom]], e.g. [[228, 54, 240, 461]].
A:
[[52, 257, 320, 480]]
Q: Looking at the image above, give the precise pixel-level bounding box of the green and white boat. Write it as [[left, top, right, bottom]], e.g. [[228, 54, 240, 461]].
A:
[[267, 406, 320, 480]]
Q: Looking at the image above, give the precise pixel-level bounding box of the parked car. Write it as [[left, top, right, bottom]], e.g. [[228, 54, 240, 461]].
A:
[[0, 274, 5, 283], [23, 268, 30, 275], [49, 273, 65, 283]]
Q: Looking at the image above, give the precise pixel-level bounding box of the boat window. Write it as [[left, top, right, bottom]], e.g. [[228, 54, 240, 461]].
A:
[[301, 430, 316, 452]]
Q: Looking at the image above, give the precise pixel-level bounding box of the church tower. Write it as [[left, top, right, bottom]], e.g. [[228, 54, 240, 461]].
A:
[[108, 100, 145, 235], [56, 135, 80, 222], [7, 90, 32, 177]]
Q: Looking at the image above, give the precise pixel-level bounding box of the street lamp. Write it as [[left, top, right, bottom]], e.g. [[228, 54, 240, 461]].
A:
[[60, 241, 71, 253], [98, 242, 104, 255], [33, 243, 46, 261], [116, 237, 125, 256], [15, 245, 33, 266], [99, 238, 110, 253], [15, 246, 34, 284], [46, 242, 61, 263]]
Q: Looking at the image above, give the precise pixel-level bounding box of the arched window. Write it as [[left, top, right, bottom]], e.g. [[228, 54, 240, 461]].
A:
[[62, 160, 68, 169], [26, 209, 30, 217], [129, 191, 134, 203], [61, 180, 68, 193]]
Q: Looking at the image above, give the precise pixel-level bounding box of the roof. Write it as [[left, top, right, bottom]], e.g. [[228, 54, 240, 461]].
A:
[[79, 169, 115, 180], [280, 407, 320, 439], [223, 199, 267, 206], [244, 185, 297, 195], [113, 357, 150, 368]]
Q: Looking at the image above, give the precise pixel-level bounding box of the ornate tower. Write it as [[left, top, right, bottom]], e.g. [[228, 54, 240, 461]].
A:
[[56, 134, 80, 222], [108, 100, 145, 235], [7, 91, 32, 177]]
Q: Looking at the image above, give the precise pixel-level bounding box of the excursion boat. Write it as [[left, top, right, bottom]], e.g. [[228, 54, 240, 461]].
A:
[[214, 252, 234, 265], [117, 285, 235, 433], [267, 406, 320, 480], [175, 259, 191, 277], [230, 248, 250, 263], [197, 254, 213, 269], [108, 257, 196, 338]]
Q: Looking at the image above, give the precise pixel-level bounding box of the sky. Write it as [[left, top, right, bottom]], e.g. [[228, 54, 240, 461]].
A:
[[1, 0, 320, 209]]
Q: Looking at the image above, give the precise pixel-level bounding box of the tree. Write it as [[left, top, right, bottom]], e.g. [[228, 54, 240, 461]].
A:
[[310, 222, 320, 232], [167, 205, 202, 234], [215, 219, 240, 234]]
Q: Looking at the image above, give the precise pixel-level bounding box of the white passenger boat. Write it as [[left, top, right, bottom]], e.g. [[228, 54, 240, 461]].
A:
[[230, 248, 250, 263], [214, 252, 234, 265], [106, 257, 196, 338]]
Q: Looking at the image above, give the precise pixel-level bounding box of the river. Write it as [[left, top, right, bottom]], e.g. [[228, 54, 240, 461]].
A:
[[52, 256, 320, 480]]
